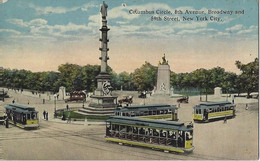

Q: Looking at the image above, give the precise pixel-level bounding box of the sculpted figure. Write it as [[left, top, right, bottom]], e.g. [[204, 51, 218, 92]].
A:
[[100, 1, 108, 18], [161, 53, 168, 65]]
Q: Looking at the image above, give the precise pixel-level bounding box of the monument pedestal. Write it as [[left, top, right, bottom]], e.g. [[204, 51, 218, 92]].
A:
[[214, 87, 222, 97], [154, 64, 171, 95], [89, 95, 117, 108], [79, 73, 118, 115], [78, 95, 117, 115]]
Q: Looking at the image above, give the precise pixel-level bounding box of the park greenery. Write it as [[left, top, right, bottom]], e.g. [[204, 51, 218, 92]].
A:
[[56, 110, 110, 120], [0, 58, 258, 97]]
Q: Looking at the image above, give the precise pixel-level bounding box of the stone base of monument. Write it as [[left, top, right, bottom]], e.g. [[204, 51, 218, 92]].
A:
[[77, 95, 117, 115], [77, 107, 114, 116], [154, 64, 171, 96], [152, 93, 171, 97]]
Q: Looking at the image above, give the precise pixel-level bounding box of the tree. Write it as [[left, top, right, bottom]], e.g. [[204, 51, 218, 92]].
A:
[[56, 63, 81, 92], [113, 71, 132, 91], [235, 58, 259, 97], [132, 61, 157, 91], [221, 72, 237, 98]]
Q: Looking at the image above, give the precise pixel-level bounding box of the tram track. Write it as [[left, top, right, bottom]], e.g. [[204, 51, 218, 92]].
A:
[[34, 124, 160, 160], [0, 119, 248, 160], [35, 123, 190, 160], [0, 123, 221, 160], [38, 122, 225, 160]]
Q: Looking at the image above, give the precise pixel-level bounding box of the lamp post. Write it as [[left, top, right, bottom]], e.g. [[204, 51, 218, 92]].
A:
[[54, 94, 57, 118]]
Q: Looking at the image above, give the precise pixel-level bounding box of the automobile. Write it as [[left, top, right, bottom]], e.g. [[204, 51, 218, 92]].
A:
[[118, 96, 133, 105], [65, 91, 86, 103], [0, 90, 9, 101], [138, 92, 146, 98], [177, 96, 189, 103]]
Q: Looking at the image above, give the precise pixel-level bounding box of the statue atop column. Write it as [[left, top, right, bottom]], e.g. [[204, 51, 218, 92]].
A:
[[100, 1, 108, 19], [159, 53, 168, 65]]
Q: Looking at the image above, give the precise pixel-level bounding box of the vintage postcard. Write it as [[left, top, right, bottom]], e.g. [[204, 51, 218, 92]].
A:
[[0, 0, 258, 160]]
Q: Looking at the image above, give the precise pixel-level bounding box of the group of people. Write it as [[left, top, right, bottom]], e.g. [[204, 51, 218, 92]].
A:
[[43, 110, 48, 120]]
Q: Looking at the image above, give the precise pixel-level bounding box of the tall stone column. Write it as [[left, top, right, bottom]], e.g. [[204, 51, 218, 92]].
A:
[[86, 1, 117, 111], [95, 1, 112, 97], [99, 10, 110, 74]]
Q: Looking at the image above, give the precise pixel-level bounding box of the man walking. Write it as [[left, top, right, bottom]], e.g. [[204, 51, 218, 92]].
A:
[[43, 110, 46, 119], [224, 115, 227, 124]]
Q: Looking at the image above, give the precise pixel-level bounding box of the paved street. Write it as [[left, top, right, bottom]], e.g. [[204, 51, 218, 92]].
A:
[[0, 89, 258, 160]]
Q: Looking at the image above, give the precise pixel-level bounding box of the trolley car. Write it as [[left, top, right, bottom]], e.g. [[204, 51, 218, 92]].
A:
[[105, 116, 194, 153], [5, 104, 39, 129], [193, 101, 235, 122], [115, 104, 178, 121]]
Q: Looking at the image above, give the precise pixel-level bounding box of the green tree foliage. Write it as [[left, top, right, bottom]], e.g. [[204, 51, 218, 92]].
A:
[[170, 67, 238, 101], [235, 58, 259, 97], [118, 72, 133, 90], [56, 63, 81, 92], [0, 68, 60, 92], [0, 58, 258, 96], [132, 61, 157, 91]]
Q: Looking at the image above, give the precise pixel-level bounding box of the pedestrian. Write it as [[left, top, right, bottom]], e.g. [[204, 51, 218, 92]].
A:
[[43, 110, 46, 119], [66, 104, 69, 111], [67, 112, 71, 123], [246, 104, 249, 110], [224, 115, 227, 124], [13, 113, 16, 125], [46, 112, 48, 121], [62, 111, 66, 120], [5, 116, 9, 128]]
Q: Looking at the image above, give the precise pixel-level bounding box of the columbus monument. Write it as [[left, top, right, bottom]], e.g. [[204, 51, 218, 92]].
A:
[[79, 1, 117, 115], [154, 54, 171, 95]]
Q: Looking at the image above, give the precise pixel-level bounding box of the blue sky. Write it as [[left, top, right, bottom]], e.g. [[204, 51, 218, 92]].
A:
[[0, 0, 258, 73]]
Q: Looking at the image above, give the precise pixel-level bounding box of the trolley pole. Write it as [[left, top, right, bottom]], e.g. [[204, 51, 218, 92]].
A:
[[54, 94, 57, 117]]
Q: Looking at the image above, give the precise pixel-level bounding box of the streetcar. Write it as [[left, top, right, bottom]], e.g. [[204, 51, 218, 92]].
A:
[[5, 104, 39, 129], [105, 116, 194, 153], [193, 101, 236, 122], [115, 104, 178, 121]]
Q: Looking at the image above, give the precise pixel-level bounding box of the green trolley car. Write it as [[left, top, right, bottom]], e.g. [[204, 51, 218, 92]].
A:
[[5, 104, 39, 129], [115, 104, 178, 121], [193, 101, 236, 122], [105, 116, 194, 153]]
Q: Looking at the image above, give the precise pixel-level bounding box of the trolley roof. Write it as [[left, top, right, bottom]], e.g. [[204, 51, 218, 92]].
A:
[[5, 104, 38, 114], [106, 116, 192, 131], [115, 104, 177, 112], [193, 101, 233, 109]]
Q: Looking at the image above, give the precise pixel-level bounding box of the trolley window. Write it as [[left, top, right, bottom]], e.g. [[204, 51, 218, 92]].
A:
[[31, 113, 36, 119], [27, 114, 31, 120]]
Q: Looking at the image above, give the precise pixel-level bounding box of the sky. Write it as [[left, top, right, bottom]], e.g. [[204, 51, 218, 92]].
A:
[[0, 0, 258, 74]]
